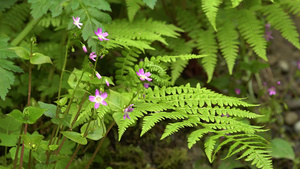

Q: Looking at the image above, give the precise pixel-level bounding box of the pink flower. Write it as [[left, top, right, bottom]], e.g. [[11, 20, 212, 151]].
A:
[[235, 88, 241, 95], [123, 104, 134, 120], [136, 69, 152, 81], [277, 81, 281, 85], [89, 89, 107, 109], [82, 45, 87, 53], [297, 60, 300, 70], [144, 83, 149, 89], [268, 87, 276, 95], [96, 72, 102, 79], [105, 79, 109, 86], [94, 28, 109, 41], [264, 31, 274, 41], [89, 52, 97, 61], [73, 16, 83, 29]]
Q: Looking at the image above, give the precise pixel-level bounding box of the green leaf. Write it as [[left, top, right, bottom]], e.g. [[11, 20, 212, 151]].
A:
[[126, 0, 144, 22], [143, 0, 156, 9], [80, 120, 105, 140], [0, 0, 18, 11], [108, 90, 131, 112], [0, 132, 19, 147], [38, 101, 57, 118], [231, 0, 243, 7], [9, 47, 30, 60], [30, 53, 52, 65], [0, 114, 22, 131], [270, 138, 295, 160], [7, 109, 26, 124], [21, 133, 44, 150], [61, 131, 87, 145], [28, 0, 52, 19], [23, 107, 46, 124], [51, 114, 72, 127], [202, 0, 222, 31]]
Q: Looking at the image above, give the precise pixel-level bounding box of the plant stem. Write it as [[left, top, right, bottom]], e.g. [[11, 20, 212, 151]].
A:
[[11, 18, 41, 46], [65, 144, 82, 169], [13, 125, 24, 169], [84, 121, 115, 169]]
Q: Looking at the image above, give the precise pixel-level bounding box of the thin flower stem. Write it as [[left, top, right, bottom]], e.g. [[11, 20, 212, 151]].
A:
[[65, 144, 82, 169], [84, 121, 115, 169], [13, 124, 24, 169], [19, 123, 28, 169], [28, 149, 32, 169]]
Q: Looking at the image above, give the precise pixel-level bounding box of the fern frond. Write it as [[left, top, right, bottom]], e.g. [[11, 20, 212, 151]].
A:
[[154, 54, 206, 63], [196, 29, 218, 82], [141, 111, 188, 136], [160, 116, 201, 140], [187, 128, 215, 148], [38, 14, 62, 28], [114, 109, 145, 141], [261, 4, 300, 49], [280, 1, 300, 16], [231, 0, 243, 7], [237, 9, 267, 60], [171, 59, 188, 84], [105, 19, 183, 51], [201, 0, 222, 31], [176, 9, 202, 38], [126, 0, 144, 22], [217, 17, 239, 75], [205, 135, 221, 162]]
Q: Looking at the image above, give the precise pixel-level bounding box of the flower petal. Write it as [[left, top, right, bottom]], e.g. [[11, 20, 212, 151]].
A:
[[139, 69, 144, 74], [94, 103, 100, 109], [145, 72, 151, 77], [101, 100, 107, 106], [89, 96, 96, 102], [103, 32, 108, 37], [101, 92, 107, 99], [95, 89, 100, 96]]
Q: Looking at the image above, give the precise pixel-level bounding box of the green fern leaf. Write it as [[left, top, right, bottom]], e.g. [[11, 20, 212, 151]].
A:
[[205, 135, 221, 163], [217, 17, 239, 74], [126, 0, 144, 22], [231, 0, 243, 7], [143, 0, 157, 9], [197, 29, 218, 82], [201, 0, 222, 31], [237, 9, 267, 60], [187, 128, 215, 148], [262, 4, 300, 49], [176, 9, 202, 38]]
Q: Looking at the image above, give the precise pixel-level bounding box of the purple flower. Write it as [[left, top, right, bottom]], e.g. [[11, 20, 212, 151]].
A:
[[221, 113, 229, 117], [94, 28, 109, 41], [96, 72, 102, 79], [73, 16, 83, 29], [297, 60, 300, 70], [265, 23, 271, 29], [89, 52, 97, 61], [235, 88, 241, 95], [100, 55, 104, 59], [89, 89, 107, 109], [264, 31, 274, 41], [124, 104, 134, 120], [268, 87, 276, 96], [144, 83, 149, 89], [82, 45, 87, 53], [105, 79, 109, 86], [277, 81, 281, 85], [136, 69, 152, 81]]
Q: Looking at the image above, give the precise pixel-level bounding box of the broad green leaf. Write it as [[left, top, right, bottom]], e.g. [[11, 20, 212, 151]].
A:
[[30, 53, 52, 65], [0, 132, 19, 147], [7, 109, 26, 124], [23, 106, 46, 124], [143, 0, 157, 9], [21, 133, 44, 150], [51, 114, 72, 127], [9, 146, 30, 162], [9, 47, 30, 60], [61, 131, 87, 145], [38, 101, 57, 118], [0, 0, 18, 11], [270, 138, 295, 160], [0, 114, 22, 131], [108, 90, 130, 111], [80, 120, 105, 140], [55, 97, 68, 106], [28, 0, 52, 19]]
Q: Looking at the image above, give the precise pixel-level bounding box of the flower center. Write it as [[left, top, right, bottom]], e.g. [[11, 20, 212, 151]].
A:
[[98, 35, 104, 39], [140, 75, 146, 80], [95, 96, 103, 103]]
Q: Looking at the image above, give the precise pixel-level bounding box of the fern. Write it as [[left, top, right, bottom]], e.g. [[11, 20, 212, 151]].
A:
[[217, 9, 239, 75], [0, 37, 23, 100], [237, 9, 267, 60], [196, 29, 218, 83], [126, 0, 144, 22], [136, 84, 272, 169], [261, 4, 300, 49], [231, 0, 244, 7], [104, 19, 183, 52], [201, 0, 222, 31]]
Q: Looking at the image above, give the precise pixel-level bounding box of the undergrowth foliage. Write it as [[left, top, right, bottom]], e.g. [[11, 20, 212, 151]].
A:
[[1, 0, 300, 168]]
